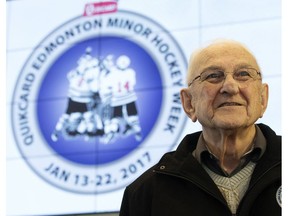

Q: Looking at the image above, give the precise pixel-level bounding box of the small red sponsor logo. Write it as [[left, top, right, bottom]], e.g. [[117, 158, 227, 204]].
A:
[[83, 1, 118, 16]]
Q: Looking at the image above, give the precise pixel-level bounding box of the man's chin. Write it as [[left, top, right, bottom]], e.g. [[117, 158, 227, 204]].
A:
[[211, 119, 248, 130]]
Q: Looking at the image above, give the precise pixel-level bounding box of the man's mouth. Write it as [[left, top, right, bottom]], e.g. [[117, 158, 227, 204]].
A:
[[218, 102, 242, 108]]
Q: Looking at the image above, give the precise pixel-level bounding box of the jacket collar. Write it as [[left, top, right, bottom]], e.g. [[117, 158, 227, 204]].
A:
[[154, 123, 281, 202], [154, 131, 227, 203]]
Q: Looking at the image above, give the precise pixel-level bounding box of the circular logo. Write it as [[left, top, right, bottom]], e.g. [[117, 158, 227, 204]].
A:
[[276, 186, 281, 207], [12, 10, 187, 193]]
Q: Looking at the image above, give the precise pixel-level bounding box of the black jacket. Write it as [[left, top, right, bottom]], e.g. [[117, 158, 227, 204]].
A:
[[119, 124, 281, 216]]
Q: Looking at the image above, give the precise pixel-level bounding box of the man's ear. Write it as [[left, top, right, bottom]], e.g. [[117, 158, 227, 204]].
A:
[[259, 83, 269, 118], [180, 88, 197, 122]]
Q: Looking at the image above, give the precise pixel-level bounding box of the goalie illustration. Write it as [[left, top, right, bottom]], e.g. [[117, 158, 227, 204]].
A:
[[51, 47, 142, 144]]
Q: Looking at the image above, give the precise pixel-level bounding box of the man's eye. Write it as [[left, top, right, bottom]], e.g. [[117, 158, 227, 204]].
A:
[[237, 70, 251, 77], [205, 72, 223, 80]]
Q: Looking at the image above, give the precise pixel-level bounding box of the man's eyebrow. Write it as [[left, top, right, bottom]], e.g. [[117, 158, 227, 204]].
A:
[[234, 63, 255, 70], [201, 66, 224, 72], [202, 64, 254, 72]]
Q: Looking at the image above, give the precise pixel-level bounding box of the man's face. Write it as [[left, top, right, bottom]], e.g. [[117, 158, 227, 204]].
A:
[[181, 44, 269, 130]]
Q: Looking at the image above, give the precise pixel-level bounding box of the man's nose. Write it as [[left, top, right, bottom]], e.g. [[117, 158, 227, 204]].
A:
[[219, 73, 240, 94]]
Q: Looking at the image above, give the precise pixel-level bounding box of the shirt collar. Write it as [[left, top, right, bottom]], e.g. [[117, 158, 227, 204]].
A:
[[193, 125, 267, 164]]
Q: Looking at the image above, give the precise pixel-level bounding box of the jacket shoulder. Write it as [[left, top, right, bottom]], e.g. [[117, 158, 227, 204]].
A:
[[125, 165, 158, 194]]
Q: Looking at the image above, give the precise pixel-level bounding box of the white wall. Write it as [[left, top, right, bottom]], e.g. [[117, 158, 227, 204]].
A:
[[6, 0, 281, 215]]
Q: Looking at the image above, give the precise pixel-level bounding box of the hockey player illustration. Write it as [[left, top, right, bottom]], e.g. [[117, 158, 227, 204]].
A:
[[51, 47, 104, 141], [101, 55, 142, 143], [51, 48, 142, 144]]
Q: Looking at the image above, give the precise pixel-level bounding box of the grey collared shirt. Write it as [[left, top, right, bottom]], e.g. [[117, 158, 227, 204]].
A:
[[193, 125, 266, 177]]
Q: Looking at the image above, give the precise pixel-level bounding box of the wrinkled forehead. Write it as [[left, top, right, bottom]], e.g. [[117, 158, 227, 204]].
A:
[[187, 42, 260, 82]]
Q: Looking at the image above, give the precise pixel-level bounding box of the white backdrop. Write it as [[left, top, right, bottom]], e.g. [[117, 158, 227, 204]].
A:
[[6, 0, 281, 215]]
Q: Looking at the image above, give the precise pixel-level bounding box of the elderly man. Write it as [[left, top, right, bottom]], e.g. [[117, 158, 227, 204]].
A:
[[119, 40, 281, 216]]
